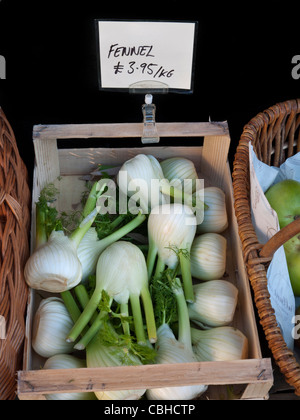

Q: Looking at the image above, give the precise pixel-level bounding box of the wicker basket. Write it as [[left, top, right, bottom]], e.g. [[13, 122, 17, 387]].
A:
[[232, 99, 300, 396], [0, 108, 31, 400]]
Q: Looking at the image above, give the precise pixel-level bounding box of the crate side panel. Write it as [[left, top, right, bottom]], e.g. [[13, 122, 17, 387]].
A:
[[57, 146, 204, 176]]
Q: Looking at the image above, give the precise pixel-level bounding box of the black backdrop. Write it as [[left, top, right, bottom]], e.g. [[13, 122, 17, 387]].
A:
[[0, 0, 299, 178]]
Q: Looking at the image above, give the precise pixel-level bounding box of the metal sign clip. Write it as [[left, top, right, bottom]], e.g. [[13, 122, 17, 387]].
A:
[[141, 94, 160, 144]]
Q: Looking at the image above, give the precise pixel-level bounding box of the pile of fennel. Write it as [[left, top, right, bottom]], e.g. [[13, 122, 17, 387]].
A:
[[26, 154, 248, 401]]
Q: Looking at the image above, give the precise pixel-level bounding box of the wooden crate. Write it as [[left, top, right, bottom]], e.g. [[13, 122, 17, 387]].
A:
[[17, 121, 273, 400]]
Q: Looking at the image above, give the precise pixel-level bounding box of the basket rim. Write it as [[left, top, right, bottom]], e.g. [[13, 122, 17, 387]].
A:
[[0, 108, 31, 400], [232, 98, 300, 396]]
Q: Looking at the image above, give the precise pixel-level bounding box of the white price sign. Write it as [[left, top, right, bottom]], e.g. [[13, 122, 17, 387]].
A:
[[96, 20, 197, 92]]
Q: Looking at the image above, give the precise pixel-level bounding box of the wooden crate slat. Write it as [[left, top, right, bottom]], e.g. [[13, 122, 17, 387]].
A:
[[201, 135, 231, 189], [33, 122, 229, 140], [18, 359, 273, 399]]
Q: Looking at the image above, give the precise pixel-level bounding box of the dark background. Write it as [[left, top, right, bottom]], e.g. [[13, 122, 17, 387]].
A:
[[0, 0, 299, 177]]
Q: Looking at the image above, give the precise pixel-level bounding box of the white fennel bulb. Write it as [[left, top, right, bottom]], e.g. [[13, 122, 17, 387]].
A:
[[146, 278, 207, 400], [32, 297, 74, 358], [86, 328, 146, 401], [147, 203, 197, 301], [160, 157, 198, 192], [43, 355, 96, 400], [191, 327, 248, 362], [76, 227, 100, 282], [188, 280, 238, 328], [190, 233, 227, 281], [196, 187, 228, 233], [146, 324, 206, 400], [147, 203, 197, 302], [25, 231, 82, 293], [117, 154, 167, 214], [148, 203, 196, 269], [24, 181, 106, 293], [77, 212, 146, 282], [96, 241, 147, 303]]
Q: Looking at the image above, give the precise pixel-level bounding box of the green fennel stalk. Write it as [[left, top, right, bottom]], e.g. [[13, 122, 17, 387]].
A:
[[35, 180, 107, 249], [147, 245, 195, 304], [160, 180, 208, 212], [69, 181, 107, 249], [171, 277, 193, 348]]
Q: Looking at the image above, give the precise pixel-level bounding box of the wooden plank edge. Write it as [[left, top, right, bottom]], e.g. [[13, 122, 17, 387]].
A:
[[33, 122, 229, 140], [18, 358, 273, 398]]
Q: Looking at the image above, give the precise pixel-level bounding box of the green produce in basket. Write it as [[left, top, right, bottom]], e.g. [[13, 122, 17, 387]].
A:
[[265, 179, 300, 296]]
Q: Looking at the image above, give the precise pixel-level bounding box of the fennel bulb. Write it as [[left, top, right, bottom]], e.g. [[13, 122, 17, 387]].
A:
[[68, 241, 157, 346], [25, 230, 83, 293], [43, 355, 96, 400], [24, 181, 106, 293], [146, 278, 207, 400], [117, 154, 167, 214], [147, 203, 197, 302], [86, 326, 146, 401], [77, 212, 146, 282], [196, 187, 228, 233], [190, 233, 227, 281], [117, 153, 206, 217], [191, 327, 248, 362], [32, 297, 74, 358], [188, 281, 238, 328], [160, 157, 198, 193]]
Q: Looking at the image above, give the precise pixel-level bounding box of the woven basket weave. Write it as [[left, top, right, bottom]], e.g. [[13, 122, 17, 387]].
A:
[[0, 108, 31, 400], [232, 99, 300, 396]]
